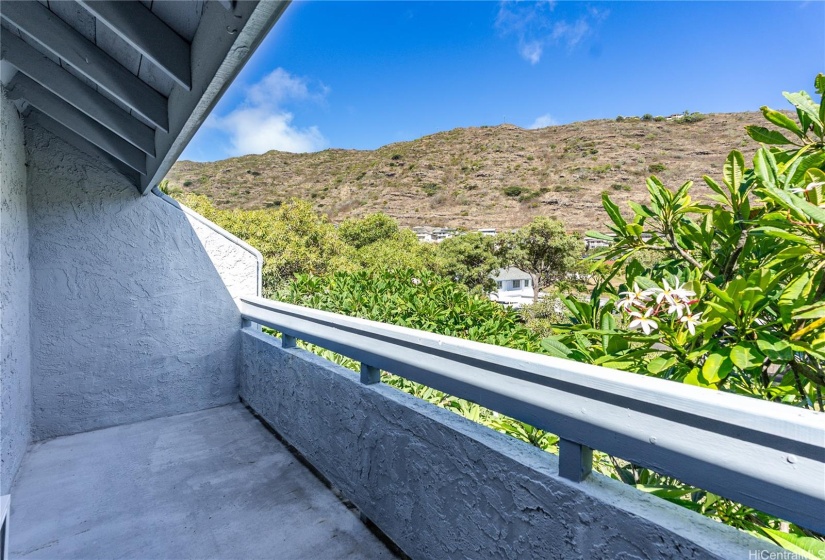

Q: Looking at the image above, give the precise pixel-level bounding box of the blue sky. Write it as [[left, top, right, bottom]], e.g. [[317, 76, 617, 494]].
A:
[[181, 1, 825, 162]]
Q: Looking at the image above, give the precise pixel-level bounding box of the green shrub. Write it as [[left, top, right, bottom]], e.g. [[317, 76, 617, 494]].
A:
[[642, 113, 653, 121], [503, 186, 525, 197], [678, 110, 707, 124], [422, 183, 440, 196], [648, 162, 667, 173]]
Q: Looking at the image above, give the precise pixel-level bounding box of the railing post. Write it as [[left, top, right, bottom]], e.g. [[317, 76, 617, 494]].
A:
[[281, 334, 297, 349], [360, 364, 381, 385], [241, 318, 252, 329], [558, 439, 592, 482]]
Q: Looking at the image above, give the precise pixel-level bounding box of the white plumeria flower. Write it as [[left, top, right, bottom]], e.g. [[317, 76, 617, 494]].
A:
[[666, 300, 687, 318], [790, 181, 823, 195], [670, 281, 695, 304], [617, 283, 648, 311], [655, 279, 678, 306], [656, 279, 695, 306], [411, 277, 421, 285], [628, 309, 659, 335], [679, 312, 703, 335]]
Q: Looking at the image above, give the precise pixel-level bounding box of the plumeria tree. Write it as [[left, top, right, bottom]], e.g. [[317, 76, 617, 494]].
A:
[[542, 75, 825, 553]]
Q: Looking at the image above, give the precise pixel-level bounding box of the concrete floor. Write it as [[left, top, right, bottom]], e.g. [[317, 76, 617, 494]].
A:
[[10, 403, 397, 559]]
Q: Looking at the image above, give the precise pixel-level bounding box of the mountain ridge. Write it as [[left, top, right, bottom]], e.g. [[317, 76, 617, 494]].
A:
[[166, 111, 764, 232]]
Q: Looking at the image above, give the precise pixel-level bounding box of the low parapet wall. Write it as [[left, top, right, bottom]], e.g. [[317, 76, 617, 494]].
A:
[[240, 329, 770, 560]]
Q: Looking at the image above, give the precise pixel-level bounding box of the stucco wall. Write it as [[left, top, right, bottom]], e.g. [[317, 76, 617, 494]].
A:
[[241, 329, 772, 560], [26, 123, 241, 440], [0, 91, 31, 493], [153, 190, 261, 299]]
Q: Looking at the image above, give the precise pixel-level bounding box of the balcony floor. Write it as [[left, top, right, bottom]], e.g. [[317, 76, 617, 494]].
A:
[[10, 403, 396, 559]]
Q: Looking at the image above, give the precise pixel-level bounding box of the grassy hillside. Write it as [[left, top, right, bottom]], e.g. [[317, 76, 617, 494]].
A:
[[166, 112, 764, 232]]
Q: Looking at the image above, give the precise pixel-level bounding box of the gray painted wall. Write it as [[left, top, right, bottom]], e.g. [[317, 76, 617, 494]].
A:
[[0, 90, 32, 493], [26, 122, 241, 440], [241, 329, 775, 560], [153, 190, 262, 299]]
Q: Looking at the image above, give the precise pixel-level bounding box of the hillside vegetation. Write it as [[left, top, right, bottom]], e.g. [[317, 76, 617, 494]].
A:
[[166, 112, 761, 232]]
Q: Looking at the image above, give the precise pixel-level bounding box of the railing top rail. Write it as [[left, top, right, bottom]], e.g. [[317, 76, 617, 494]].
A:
[[237, 295, 825, 533]]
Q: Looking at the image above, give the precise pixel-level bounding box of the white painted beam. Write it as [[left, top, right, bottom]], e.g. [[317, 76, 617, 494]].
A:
[[141, 0, 290, 193], [0, 1, 169, 131], [77, 1, 192, 91], [8, 74, 146, 174], [1, 31, 155, 155]]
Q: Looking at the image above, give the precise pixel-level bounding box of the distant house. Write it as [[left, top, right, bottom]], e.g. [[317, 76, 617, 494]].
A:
[[490, 267, 536, 308], [584, 236, 612, 251], [478, 228, 497, 237], [432, 228, 456, 242]]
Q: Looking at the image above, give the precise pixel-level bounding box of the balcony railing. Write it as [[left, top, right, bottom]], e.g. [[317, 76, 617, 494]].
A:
[[237, 295, 825, 534]]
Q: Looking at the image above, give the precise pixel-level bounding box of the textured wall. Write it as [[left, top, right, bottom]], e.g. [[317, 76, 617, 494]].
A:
[[153, 191, 261, 299], [26, 123, 241, 440], [0, 91, 31, 493], [241, 330, 772, 560]]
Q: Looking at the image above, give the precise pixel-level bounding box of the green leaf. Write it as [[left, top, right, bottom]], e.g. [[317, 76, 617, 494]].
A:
[[783, 91, 823, 131], [789, 191, 825, 224], [601, 193, 627, 232], [584, 231, 614, 241], [702, 352, 733, 384], [760, 106, 806, 138], [816, 73, 825, 95], [793, 301, 825, 320], [818, 73, 825, 123], [754, 226, 811, 245], [541, 337, 572, 358], [730, 344, 764, 370], [761, 527, 825, 560], [647, 356, 677, 375], [780, 271, 813, 328], [723, 151, 745, 195], [753, 148, 778, 188], [756, 334, 794, 362], [745, 125, 793, 145], [683, 367, 706, 387], [635, 485, 697, 500]]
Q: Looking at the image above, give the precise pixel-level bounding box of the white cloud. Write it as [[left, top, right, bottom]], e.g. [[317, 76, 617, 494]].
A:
[[519, 40, 544, 65], [495, 1, 607, 64], [528, 114, 557, 129], [212, 68, 328, 156]]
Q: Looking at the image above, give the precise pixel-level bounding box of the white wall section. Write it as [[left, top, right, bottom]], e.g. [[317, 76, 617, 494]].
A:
[[0, 88, 31, 493], [26, 122, 242, 440]]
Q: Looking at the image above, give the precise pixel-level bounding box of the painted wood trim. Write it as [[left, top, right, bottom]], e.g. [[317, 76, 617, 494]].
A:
[[1, 31, 155, 155], [77, 0, 192, 90], [0, 0, 169, 131], [140, 0, 290, 193]]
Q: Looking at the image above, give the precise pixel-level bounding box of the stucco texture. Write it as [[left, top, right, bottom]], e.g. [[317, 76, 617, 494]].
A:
[[1, 90, 32, 493], [241, 330, 771, 560], [26, 123, 241, 440], [185, 214, 259, 299]]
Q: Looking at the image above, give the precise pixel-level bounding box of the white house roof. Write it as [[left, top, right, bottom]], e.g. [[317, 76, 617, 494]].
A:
[[0, 0, 287, 193], [492, 267, 531, 282]]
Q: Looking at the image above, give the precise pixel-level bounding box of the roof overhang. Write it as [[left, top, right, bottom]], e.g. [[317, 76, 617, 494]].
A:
[[0, 0, 289, 194]]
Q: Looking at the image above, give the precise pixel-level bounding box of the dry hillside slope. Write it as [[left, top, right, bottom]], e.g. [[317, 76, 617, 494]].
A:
[[167, 112, 766, 232]]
